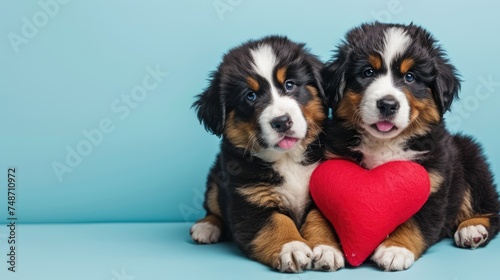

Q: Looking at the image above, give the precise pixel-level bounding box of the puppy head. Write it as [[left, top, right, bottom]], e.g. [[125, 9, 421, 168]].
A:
[[322, 22, 461, 140], [193, 36, 326, 158]]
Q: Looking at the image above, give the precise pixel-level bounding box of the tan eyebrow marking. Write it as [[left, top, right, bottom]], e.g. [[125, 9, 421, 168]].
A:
[[247, 76, 259, 91], [276, 67, 287, 84], [400, 58, 414, 74], [368, 54, 382, 70]]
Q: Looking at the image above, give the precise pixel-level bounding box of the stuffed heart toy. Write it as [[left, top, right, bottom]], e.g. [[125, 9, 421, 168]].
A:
[[310, 159, 430, 267]]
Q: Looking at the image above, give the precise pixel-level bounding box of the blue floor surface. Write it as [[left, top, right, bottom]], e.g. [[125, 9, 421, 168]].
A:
[[0, 222, 497, 280]]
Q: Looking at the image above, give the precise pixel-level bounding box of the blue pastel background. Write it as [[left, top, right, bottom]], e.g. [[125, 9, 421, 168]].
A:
[[1, 0, 499, 225], [2, 1, 500, 280]]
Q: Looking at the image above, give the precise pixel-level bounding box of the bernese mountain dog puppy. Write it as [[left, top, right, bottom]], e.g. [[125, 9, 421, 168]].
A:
[[321, 22, 500, 271], [191, 36, 344, 272]]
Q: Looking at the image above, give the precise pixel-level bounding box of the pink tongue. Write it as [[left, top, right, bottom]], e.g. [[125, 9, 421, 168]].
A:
[[278, 137, 298, 150], [376, 121, 395, 132]]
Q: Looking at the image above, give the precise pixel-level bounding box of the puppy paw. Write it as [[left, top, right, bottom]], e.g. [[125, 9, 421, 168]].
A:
[[275, 241, 313, 273], [312, 244, 345, 271], [372, 245, 415, 271], [454, 224, 488, 249], [190, 222, 221, 244]]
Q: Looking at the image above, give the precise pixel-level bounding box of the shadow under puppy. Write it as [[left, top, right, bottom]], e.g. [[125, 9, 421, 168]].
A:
[[191, 36, 344, 272], [322, 22, 500, 271]]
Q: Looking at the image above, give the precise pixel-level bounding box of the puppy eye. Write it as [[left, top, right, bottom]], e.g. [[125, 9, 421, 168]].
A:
[[284, 80, 296, 92], [404, 72, 415, 83], [363, 68, 375, 77], [245, 91, 257, 102]]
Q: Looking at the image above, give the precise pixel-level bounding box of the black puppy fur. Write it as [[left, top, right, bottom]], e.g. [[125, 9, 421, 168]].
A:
[[322, 22, 500, 271], [191, 36, 344, 273]]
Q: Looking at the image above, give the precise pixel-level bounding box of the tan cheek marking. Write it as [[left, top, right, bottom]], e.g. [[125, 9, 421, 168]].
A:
[[402, 89, 441, 137], [382, 218, 426, 259], [305, 85, 318, 96], [406, 89, 440, 124], [225, 111, 257, 149], [400, 58, 414, 74], [457, 216, 491, 230], [302, 97, 325, 126], [368, 54, 382, 70], [206, 182, 222, 217], [247, 77, 259, 92], [300, 208, 341, 250], [301, 86, 326, 148], [251, 213, 308, 268], [276, 67, 287, 85], [336, 91, 363, 127], [236, 185, 284, 209]]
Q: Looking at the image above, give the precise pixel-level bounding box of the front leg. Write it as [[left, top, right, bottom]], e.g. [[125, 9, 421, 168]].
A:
[[371, 218, 426, 271], [249, 212, 313, 273], [301, 208, 345, 271], [372, 169, 449, 271], [191, 159, 226, 244]]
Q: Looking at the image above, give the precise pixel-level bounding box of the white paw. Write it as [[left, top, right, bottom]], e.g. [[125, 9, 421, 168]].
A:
[[312, 244, 345, 271], [372, 245, 415, 271], [190, 222, 221, 244], [454, 225, 488, 249], [276, 241, 313, 273]]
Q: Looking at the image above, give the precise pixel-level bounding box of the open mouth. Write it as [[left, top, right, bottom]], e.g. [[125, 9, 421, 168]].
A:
[[371, 121, 397, 133], [276, 136, 299, 150]]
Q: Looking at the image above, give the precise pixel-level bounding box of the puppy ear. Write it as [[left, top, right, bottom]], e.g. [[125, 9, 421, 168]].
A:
[[192, 71, 226, 136], [321, 50, 349, 110], [306, 55, 327, 103], [433, 54, 461, 113]]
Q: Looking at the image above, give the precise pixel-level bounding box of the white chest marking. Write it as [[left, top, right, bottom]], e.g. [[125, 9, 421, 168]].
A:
[[273, 158, 317, 218], [354, 136, 426, 169]]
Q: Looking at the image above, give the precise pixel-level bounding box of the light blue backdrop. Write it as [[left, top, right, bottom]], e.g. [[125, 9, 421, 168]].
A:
[[1, 0, 499, 223]]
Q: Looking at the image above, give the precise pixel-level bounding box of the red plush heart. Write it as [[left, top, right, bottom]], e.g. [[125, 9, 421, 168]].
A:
[[310, 159, 430, 267]]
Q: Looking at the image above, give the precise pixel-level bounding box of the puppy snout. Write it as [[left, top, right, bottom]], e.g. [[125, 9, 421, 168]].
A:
[[377, 95, 399, 117], [270, 114, 293, 133]]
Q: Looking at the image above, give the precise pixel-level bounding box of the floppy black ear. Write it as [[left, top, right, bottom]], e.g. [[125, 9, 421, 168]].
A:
[[192, 71, 226, 136], [433, 54, 461, 114], [321, 50, 349, 110], [306, 55, 327, 103]]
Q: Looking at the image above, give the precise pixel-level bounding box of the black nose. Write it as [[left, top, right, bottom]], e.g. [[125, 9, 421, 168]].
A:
[[377, 96, 399, 117], [270, 114, 293, 133]]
